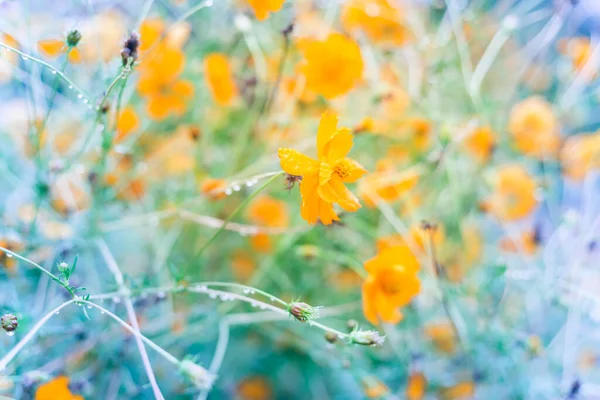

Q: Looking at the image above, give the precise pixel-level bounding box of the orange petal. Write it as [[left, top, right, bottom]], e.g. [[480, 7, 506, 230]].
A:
[[375, 291, 404, 324], [38, 39, 64, 57], [325, 128, 354, 163], [362, 278, 379, 325], [317, 111, 339, 159], [115, 106, 140, 143], [318, 178, 361, 212], [319, 199, 339, 225], [68, 47, 82, 64], [139, 18, 165, 51], [173, 79, 195, 98], [340, 158, 367, 183], [300, 173, 320, 224], [204, 53, 238, 106], [147, 94, 172, 121], [278, 148, 318, 176]]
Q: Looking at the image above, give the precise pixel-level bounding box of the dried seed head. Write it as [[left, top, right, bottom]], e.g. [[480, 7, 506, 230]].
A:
[[121, 32, 140, 66], [66, 30, 82, 47], [1, 314, 18, 333], [349, 330, 385, 346], [288, 302, 320, 323], [325, 331, 338, 343]]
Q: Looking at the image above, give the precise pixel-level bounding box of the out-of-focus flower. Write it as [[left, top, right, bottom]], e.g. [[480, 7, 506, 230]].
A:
[[560, 132, 600, 180], [558, 37, 596, 80], [376, 223, 444, 253], [278, 111, 366, 225], [358, 160, 419, 207], [482, 165, 537, 221], [463, 125, 496, 162], [35, 376, 83, 400], [247, 0, 285, 21], [424, 322, 456, 353], [298, 33, 364, 99], [114, 106, 140, 144], [201, 178, 228, 201], [231, 251, 256, 282], [499, 229, 540, 255], [237, 376, 272, 400], [145, 126, 196, 177], [406, 372, 427, 400], [0, 237, 23, 271], [138, 17, 191, 52], [204, 53, 238, 106], [38, 31, 82, 63], [137, 44, 194, 120], [439, 381, 475, 400], [362, 245, 420, 324], [330, 269, 363, 291], [247, 195, 289, 252], [0, 33, 19, 82], [50, 177, 90, 215], [341, 0, 411, 46], [508, 97, 560, 159], [78, 11, 127, 63], [362, 376, 389, 398]]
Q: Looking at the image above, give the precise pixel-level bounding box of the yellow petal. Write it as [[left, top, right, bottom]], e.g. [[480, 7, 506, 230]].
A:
[[278, 148, 318, 176], [38, 39, 65, 57], [324, 128, 354, 163], [318, 178, 361, 212], [300, 173, 320, 224], [339, 158, 367, 183], [317, 111, 339, 159], [68, 47, 82, 64], [319, 199, 339, 225]]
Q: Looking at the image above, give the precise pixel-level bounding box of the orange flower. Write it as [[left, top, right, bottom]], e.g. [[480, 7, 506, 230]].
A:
[[247, 195, 289, 227], [508, 97, 560, 159], [247, 0, 285, 21], [201, 178, 228, 201], [114, 106, 140, 143], [499, 229, 540, 255], [231, 251, 256, 282], [138, 17, 190, 52], [249, 233, 272, 253], [362, 245, 420, 324], [278, 111, 367, 225], [559, 37, 596, 80], [406, 372, 427, 400], [439, 381, 475, 400], [424, 322, 456, 353], [1, 33, 19, 82], [204, 53, 238, 106], [483, 165, 538, 221], [358, 160, 419, 207], [0, 237, 23, 271], [561, 133, 600, 180], [38, 36, 81, 63], [298, 33, 364, 99], [376, 223, 443, 253], [137, 44, 194, 121], [463, 125, 496, 162], [35, 376, 83, 400], [363, 377, 389, 398], [330, 268, 363, 291], [341, 0, 411, 45]]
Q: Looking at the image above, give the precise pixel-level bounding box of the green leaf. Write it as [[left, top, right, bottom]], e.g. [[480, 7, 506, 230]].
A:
[[71, 254, 79, 275]]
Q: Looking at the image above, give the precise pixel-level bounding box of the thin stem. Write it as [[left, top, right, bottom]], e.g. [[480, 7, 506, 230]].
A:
[[0, 246, 74, 297], [195, 172, 284, 256], [0, 43, 91, 103], [0, 300, 75, 372]]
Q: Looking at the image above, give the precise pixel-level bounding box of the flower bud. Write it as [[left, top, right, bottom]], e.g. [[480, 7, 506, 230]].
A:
[[349, 330, 385, 346], [325, 331, 337, 343], [1, 314, 18, 333], [346, 319, 358, 331], [179, 359, 215, 390], [287, 302, 320, 323], [57, 261, 69, 274], [66, 30, 82, 47]]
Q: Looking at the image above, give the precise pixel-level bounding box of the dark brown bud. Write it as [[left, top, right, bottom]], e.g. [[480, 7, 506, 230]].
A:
[[1, 314, 18, 334], [66, 30, 82, 47]]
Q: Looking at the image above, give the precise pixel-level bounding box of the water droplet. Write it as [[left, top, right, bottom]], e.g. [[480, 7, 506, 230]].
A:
[[21, 56, 28, 61], [157, 292, 166, 299], [6, 254, 12, 258], [270, 297, 276, 302], [51, 70, 57, 75], [233, 185, 241, 192], [55, 311, 60, 315], [100, 310, 105, 314], [249, 290, 256, 295], [259, 303, 267, 310], [68, 85, 73, 89], [112, 296, 121, 303], [243, 288, 250, 294], [77, 94, 83, 99], [87, 305, 92, 309], [250, 301, 258, 308], [225, 188, 232, 195], [6, 331, 14, 337], [83, 99, 89, 104], [246, 180, 255, 187], [199, 285, 208, 291], [209, 292, 217, 299]]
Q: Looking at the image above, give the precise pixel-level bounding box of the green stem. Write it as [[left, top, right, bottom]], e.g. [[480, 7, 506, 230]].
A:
[[0, 246, 75, 297], [196, 172, 284, 256]]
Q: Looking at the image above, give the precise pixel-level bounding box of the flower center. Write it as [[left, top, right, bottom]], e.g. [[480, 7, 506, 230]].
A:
[[333, 159, 352, 179], [378, 268, 404, 295]]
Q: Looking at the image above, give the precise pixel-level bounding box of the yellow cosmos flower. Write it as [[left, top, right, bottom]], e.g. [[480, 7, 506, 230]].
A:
[[204, 53, 238, 106], [298, 33, 364, 99], [508, 97, 560, 159], [406, 372, 427, 400], [278, 111, 367, 225], [247, 0, 285, 21], [114, 106, 140, 144], [358, 160, 419, 207], [561, 132, 600, 180], [362, 245, 420, 324], [439, 381, 475, 400], [38, 37, 81, 63], [35, 376, 83, 400], [463, 125, 496, 162], [341, 0, 411, 45], [424, 322, 456, 354], [483, 165, 538, 221]]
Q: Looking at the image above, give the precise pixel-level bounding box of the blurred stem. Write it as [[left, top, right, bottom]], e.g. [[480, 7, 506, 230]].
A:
[[28, 53, 71, 238], [195, 171, 284, 256]]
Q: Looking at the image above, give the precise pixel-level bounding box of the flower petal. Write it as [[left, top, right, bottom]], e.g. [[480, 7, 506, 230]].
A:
[[341, 158, 367, 183], [318, 178, 361, 212], [317, 111, 339, 159], [300, 173, 320, 224], [325, 128, 354, 163], [278, 148, 318, 176], [362, 278, 379, 325], [319, 199, 339, 225], [38, 39, 64, 57], [68, 47, 82, 64], [375, 291, 404, 324]]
